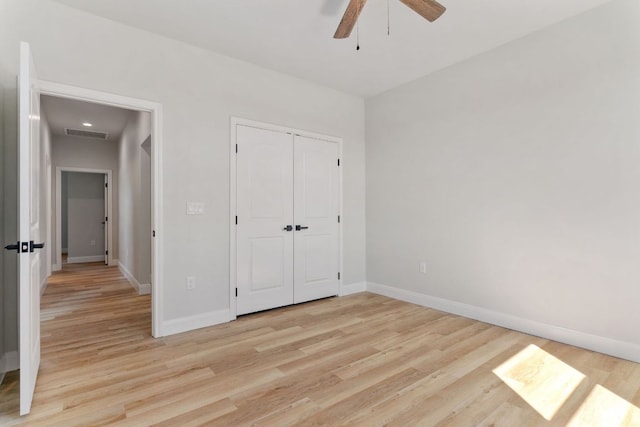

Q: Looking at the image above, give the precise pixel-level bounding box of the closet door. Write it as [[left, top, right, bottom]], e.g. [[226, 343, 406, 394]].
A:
[[293, 135, 340, 303], [236, 126, 294, 315]]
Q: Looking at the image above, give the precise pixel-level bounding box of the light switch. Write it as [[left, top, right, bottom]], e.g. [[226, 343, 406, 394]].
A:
[[186, 202, 205, 215]]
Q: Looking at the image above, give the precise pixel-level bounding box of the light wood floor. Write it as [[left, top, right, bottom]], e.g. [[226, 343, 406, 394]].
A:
[[1, 263, 639, 426]]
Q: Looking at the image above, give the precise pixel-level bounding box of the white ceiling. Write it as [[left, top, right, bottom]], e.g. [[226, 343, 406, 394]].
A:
[[41, 95, 134, 140], [51, 0, 615, 97]]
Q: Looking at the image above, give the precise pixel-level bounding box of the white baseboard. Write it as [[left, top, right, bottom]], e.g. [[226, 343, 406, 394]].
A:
[[138, 283, 151, 294], [161, 309, 232, 337], [67, 255, 105, 264], [340, 281, 367, 296], [119, 263, 150, 295], [0, 351, 19, 374], [52, 263, 61, 272], [367, 282, 640, 364]]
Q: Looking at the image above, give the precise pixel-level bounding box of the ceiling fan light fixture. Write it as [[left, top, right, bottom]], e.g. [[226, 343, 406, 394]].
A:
[[334, 0, 446, 40]]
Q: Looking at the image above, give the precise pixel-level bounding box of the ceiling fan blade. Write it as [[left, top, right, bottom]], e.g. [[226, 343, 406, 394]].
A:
[[398, 0, 446, 22], [334, 0, 367, 39]]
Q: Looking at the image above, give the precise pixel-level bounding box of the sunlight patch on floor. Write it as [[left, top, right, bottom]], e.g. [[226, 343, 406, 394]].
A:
[[567, 384, 640, 427], [493, 344, 585, 420]]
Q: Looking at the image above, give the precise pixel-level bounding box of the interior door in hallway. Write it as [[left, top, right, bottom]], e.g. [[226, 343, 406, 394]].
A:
[[293, 135, 340, 303], [236, 125, 294, 315]]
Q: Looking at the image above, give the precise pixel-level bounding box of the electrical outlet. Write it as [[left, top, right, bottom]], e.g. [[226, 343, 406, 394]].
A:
[[186, 276, 196, 290], [419, 262, 427, 274]]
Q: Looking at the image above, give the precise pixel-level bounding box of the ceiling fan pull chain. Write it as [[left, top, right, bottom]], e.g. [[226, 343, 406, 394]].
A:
[[387, 0, 390, 35], [356, 0, 361, 51]]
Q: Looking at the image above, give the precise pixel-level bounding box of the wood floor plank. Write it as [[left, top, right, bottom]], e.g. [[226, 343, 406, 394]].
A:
[[0, 261, 639, 425]]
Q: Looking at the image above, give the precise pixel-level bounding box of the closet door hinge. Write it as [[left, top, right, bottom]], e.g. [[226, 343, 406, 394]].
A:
[[338, 215, 341, 223], [235, 288, 238, 297], [337, 158, 340, 166], [235, 216, 238, 225], [338, 272, 341, 280], [235, 144, 238, 153]]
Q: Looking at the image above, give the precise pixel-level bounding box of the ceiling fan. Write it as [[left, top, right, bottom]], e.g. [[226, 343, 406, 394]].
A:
[[334, 0, 446, 39]]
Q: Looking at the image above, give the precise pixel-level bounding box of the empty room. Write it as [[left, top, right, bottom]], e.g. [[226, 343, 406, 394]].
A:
[[1, 0, 639, 425]]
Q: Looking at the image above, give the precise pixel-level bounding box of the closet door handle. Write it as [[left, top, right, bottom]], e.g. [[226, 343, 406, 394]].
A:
[[295, 225, 309, 231], [283, 225, 293, 232]]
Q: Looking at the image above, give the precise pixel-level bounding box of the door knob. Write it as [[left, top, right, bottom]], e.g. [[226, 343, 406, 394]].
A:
[[295, 225, 309, 231], [283, 225, 293, 232]]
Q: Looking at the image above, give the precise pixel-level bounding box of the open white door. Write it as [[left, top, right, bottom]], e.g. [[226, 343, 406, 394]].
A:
[[18, 41, 43, 415]]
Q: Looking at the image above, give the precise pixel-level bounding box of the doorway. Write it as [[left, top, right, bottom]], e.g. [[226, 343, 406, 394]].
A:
[[56, 169, 112, 267], [39, 81, 164, 338]]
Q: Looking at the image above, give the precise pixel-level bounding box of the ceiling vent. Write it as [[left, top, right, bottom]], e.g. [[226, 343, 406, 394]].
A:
[[65, 128, 109, 140]]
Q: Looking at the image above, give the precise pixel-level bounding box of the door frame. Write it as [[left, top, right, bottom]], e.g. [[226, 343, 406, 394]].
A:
[[39, 80, 164, 338], [54, 168, 112, 268], [229, 117, 343, 319]]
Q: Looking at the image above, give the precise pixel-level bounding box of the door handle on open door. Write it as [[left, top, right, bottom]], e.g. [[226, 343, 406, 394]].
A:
[[283, 225, 293, 232], [4, 242, 20, 252], [29, 241, 45, 252], [295, 225, 309, 231]]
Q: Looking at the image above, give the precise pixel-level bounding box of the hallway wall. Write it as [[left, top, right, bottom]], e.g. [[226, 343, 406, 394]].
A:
[[39, 110, 52, 290], [51, 136, 119, 267], [0, 79, 18, 365], [118, 111, 151, 288]]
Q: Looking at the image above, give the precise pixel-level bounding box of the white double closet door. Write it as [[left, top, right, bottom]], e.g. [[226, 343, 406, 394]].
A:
[[236, 125, 340, 315]]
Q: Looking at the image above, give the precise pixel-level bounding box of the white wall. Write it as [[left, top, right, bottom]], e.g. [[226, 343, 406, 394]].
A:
[[66, 172, 105, 261], [51, 135, 119, 266], [140, 137, 152, 285], [366, 0, 640, 360], [0, 0, 366, 332], [39, 109, 52, 289], [1, 72, 19, 360], [118, 111, 151, 286]]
